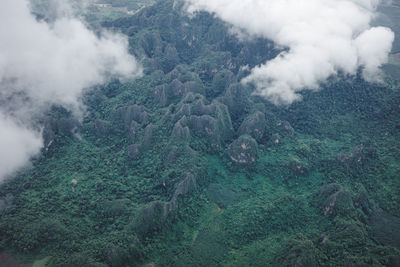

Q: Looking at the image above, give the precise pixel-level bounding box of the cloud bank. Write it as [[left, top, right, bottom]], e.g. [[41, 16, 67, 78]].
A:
[[183, 0, 394, 104], [0, 0, 142, 182], [0, 115, 43, 182]]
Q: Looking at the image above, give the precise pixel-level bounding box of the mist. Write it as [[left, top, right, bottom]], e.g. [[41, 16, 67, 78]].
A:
[[0, 115, 42, 182], [183, 0, 395, 105], [0, 0, 142, 182]]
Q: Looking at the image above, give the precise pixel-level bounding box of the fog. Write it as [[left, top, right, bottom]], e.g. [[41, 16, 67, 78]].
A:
[[0, 0, 142, 182], [183, 0, 394, 104]]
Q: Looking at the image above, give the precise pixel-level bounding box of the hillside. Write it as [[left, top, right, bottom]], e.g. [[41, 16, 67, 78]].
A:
[[1, 1, 400, 266]]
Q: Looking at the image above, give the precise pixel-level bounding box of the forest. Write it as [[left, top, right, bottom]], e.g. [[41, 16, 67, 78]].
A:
[[0, 0, 400, 266]]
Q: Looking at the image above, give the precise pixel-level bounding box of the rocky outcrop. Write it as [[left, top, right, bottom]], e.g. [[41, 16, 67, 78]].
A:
[[141, 124, 154, 150], [184, 81, 205, 95], [169, 79, 186, 101], [164, 65, 202, 84], [128, 121, 140, 141], [115, 104, 149, 131], [336, 145, 377, 165], [276, 120, 294, 137], [161, 44, 180, 73], [163, 144, 196, 167], [153, 79, 187, 107], [166, 93, 233, 151], [153, 66, 205, 106], [42, 118, 56, 150], [163, 115, 196, 167], [127, 144, 142, 159], [94, 119, 110, 137], [126, 124, 154, 159], [57, 118, 80, 136], [171, 117, 190, 143], [135, 173, 196, 235], [209, 69, 235, 97], [172, 173, 196, 201], [267, 119, 295, 145], [190, 115, 220, 148], [238, 111, 266, 142], [153, 84, 168, 106], [271, 133, 281, 144], [138, 30, 163, 58], [191, 99, 233, 149], [42, 116, 81, 151], [219, 83, 250, 119], [227, 135, 258, 166], [317, 184, 355, 217]]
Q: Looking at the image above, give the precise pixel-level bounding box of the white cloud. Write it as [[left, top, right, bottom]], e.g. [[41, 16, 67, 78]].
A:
[[0, 115, 42, 182], [183, 0, 394, 105], [0, 0, 142, 113], [0, 0, 142, 182], [355, 26, 394, 82]]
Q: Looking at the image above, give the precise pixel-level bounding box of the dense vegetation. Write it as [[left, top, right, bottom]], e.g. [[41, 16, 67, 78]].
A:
[[1, 1, 400, 266]]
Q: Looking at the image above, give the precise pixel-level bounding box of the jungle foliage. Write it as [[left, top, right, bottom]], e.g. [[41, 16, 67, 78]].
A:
[[1, 0, 400, 266]]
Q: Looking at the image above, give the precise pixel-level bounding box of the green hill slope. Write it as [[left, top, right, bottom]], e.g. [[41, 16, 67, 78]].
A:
[[1, 1, 400, 266]]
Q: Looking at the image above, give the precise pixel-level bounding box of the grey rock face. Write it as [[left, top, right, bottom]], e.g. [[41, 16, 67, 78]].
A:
[[238, 111, 266, 142], [227, 135, 258, 165], [42, 116, 81, 151], [141, 124, 154, 151], [172, 173, 196, 201], [171, 120, 190, 143], [43, 117, 56, 150], [165, 65, 203, 84], [219, 83, 249, 118], [171, 102, 191, 123], [154, 84, 168, 106], [210, 69, 236, 97], [168, 79, 186, 100], [271, 133, 281, 144], [127, 144, 142, 159], [190, 96, 214, 116], [190, 115, 218, 137], [135, 173, 196, 235], [317, 184, 354, 217], [127, 123, 155, 159], [153, 65, 205, 106], [184, 81, 205, 95], [153, 79, 187, 107], [163, 144, 196, 167], [94, 119, 110, 137], [57, 118, 81, 136], [116, 104, 148, 130], [169, 93, 233, 151], [276, 120, 294, 136], [129, 121, 140, 141]]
